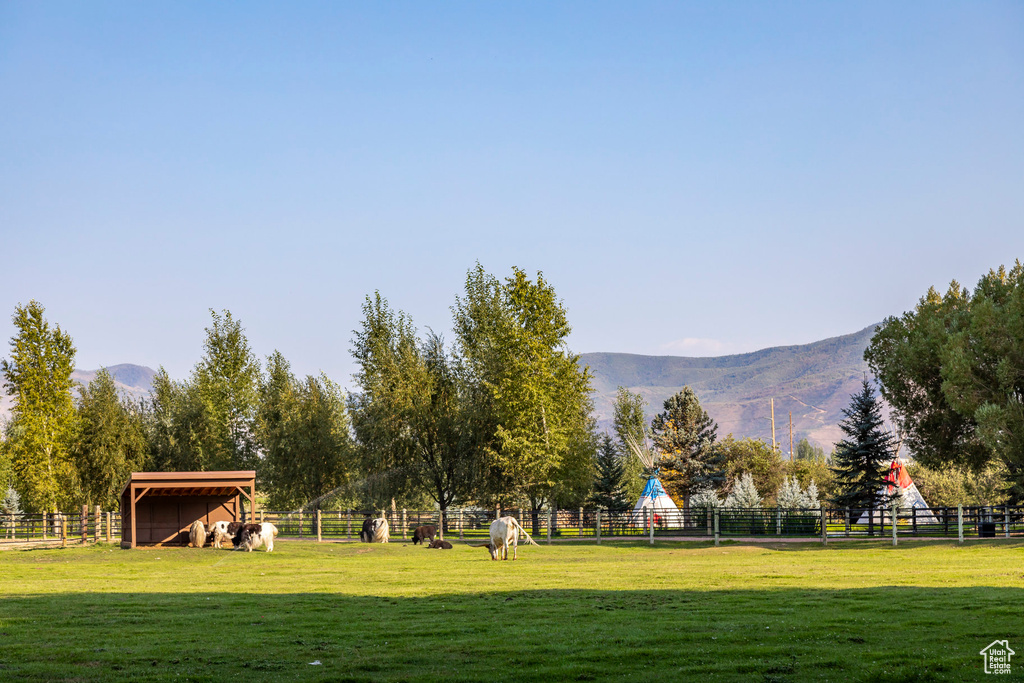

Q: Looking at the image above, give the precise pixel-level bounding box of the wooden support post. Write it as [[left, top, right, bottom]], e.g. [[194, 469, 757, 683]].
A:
[[578, 507, 583, 538], [459, 509, 464, 540], [892, 502, 898, 547], [547, 509, 552, 545], [776, 508, 781, 536], [706, 509, 712, 537], [42, 511, 47, 540], [713, 509, 720, 547], [81, 504, 88, 544], [94, 505, 101, 543], [649, 509, 655, 545], [61, 516, 67, 548], [346, 510, 352, 538], [106, 512, 112, 542], [820, 506, 827, 545], [298, 510, 304, 538], [845, 508, 850, 537], [402, 509, 407, 539], [958, 504, 964, 544], [596, 509, 602, 545], [316, 509, 322, 542]]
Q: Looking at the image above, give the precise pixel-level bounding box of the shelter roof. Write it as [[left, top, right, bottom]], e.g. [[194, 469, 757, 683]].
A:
[[120, 471, 256, 498]]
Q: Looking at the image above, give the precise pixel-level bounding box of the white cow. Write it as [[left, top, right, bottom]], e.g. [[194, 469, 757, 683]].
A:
[[481, 516, 538, 560]]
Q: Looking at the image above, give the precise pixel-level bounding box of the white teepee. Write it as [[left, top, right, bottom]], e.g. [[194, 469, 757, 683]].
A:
[[623, 432, 682, 527], [857, 457, 938, 524]]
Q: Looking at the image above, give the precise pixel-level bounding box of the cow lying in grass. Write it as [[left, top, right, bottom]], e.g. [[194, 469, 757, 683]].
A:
[[473, 516, 538, 560], [188, 520, 207, 548], [412, 525, 436, 545], [427, 538, 452, 549], [360, 517, 390, 543], [208, 521, 244, 549], [234, 522, 279, 552]]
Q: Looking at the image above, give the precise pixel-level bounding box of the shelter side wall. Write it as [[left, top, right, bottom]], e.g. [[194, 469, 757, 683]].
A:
[[124, 495, 240, 546]]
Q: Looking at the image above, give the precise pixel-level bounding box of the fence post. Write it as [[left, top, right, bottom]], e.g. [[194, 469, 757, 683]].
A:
[[844, 507, 850, 537], [459, 509, 464, 539], [892, 502, 898, 547], [820, 506, 827, 545], [546, 509, 552, 545], [106, 511, 112, 543], [80, 505, 88, 544], [776, 508, 781, 536], [94, 505, 101, 543], [705, 508, 711, 537], [912, 507, 917, 536], [401, 509, 407, 539], [596, 509, 602, 545], [649, 509, 655, 545], [298, 511, 303, 538], [713, 509, 720, 547], [1006, 505, 1011, 539], [347, 510, 352, 538], [61, 515, 67, 548], [42, 511, 47, 541], [958, 504, 964, 544], [578, 507, 583, 538], [316, 509, 322, 543]]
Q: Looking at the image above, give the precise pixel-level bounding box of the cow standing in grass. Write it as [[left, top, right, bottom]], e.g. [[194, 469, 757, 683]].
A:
[[360, 517, 390, 543], [412, 525, 436, 545]]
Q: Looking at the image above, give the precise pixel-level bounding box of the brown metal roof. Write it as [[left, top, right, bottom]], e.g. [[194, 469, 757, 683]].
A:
[[120, 471, 256, 497]]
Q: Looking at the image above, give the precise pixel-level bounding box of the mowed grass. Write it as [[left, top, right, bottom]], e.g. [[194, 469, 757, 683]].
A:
[[1, 538, 1022, 682]]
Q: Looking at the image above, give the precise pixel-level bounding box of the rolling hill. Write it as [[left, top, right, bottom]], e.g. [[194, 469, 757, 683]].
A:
[[581, 324, 879, 452]]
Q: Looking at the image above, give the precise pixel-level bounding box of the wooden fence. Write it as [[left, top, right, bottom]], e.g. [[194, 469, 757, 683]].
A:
[[3, 504, 1023, 548]]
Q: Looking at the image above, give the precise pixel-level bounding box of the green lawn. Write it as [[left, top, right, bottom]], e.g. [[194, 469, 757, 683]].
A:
[[1, 538, 1021, 681]]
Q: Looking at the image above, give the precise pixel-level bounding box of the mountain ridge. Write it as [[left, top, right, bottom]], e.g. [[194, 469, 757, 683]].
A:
[[581, 324, 879, 451]]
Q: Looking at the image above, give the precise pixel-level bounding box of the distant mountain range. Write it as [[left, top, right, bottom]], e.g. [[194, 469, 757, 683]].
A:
[[1, 326, 878, 451], [581, 324, 879, 452], [0, 364, 156, 422]]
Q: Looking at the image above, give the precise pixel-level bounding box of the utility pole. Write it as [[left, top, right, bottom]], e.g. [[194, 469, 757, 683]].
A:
[[770, 398, 777, 452], [789, 412, 794, 462]]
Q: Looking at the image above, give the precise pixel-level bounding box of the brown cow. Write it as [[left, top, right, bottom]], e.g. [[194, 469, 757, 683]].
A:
[[427, 538, 453, 550], [412, 525, 437, 545]]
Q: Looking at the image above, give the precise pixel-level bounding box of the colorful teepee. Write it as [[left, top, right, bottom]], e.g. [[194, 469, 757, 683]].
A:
[[857, 457, 938, 524], [629, 473, 682, 526]]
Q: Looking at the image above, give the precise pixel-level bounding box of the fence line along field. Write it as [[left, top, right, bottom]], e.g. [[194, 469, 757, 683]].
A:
[[0, 538, 1021, 681]]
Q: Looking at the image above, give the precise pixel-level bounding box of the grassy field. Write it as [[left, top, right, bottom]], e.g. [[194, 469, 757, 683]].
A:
[[0, 538, 1021, 682]]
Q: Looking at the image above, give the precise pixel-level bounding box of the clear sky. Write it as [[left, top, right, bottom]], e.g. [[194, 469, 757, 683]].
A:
[[2, 2, 1022, 387]]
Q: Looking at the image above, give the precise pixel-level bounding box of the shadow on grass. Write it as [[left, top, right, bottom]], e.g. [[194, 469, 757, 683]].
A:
[[0, 586, 1016, 682]]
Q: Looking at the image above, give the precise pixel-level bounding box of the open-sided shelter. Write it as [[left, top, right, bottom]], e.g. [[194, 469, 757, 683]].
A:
[[120, 471, 256, 548]]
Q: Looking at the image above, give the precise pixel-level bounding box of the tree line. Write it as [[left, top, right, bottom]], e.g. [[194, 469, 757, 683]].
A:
[[2, 260, 1021, 515], [0, 265, 596, 516]]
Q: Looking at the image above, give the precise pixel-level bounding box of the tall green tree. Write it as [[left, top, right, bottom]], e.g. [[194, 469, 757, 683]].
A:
[[866, 263, 1024, 500], [349, 294, 483, 512], [72, 369, 149, 509], [1, 301, 79, 512], [590, 434, 628, 510], [830, 380, 895, 513], [649, 387, 724, 510], [453, 265, 596, 517], [612, 386, 646, 503], [147, 310, 260, 473]]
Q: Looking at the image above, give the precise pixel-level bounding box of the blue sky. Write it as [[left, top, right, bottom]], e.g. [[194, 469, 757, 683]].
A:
[[2, 2, 1022, 386]]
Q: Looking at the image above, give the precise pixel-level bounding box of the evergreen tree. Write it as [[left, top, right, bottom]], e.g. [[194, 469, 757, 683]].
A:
[[830, 380, 895, 512], [72, 368, 150, 508], [650, 387, 724, 510], [590, 434, 628, 510], [724, 473, 762, 508], [1, 301, 79, 512], [612, 387, 646, 503]]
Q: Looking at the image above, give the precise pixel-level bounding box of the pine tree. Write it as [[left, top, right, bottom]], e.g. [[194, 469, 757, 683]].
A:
[[590, 434, 628, 510], [830, 380, 895, 512], [724, 473, 762, 508], [650, 387, 724, 510]]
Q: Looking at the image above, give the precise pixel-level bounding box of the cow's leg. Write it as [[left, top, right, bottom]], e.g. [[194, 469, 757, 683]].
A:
[[512, 538, 518, 560]]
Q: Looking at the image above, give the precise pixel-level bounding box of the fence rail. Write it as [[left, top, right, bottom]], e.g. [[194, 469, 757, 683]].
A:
[[4, 505, 1023, 547]]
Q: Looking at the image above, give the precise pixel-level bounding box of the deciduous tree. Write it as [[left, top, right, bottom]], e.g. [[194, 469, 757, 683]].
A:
[[1, 301, 79, 512]]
